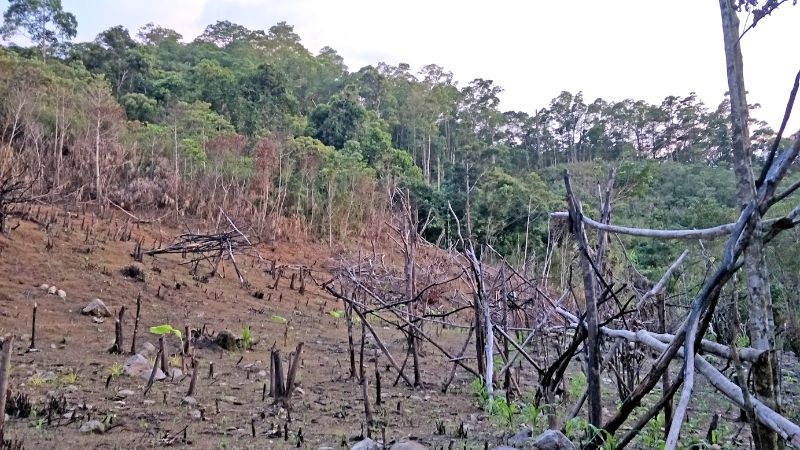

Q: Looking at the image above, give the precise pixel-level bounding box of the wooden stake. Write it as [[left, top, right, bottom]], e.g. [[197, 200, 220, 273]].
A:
[[130, 293, 141, 354], [0, 336, 14, 443], [28, 303, 37, 351], [187, 360, 198, 396]]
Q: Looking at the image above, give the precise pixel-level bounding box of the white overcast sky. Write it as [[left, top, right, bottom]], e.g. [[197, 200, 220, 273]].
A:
[[2, 0, 799, 131]]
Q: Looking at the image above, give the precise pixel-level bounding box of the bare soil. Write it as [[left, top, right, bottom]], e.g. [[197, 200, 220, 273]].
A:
[[0, 212, 496, 450]]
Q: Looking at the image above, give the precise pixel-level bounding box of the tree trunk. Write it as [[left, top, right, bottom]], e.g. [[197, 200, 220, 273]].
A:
[[718, 2, 780, 449]]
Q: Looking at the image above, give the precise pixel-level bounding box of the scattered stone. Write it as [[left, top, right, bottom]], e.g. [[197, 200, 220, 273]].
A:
[[92, 317, 104, 324], [123, 354, 166, 381], [318, 447, 335, 450], [351, 438, 378, 450], [57, 289, 66, 299], [79, 420, 105, 434], [47, 286, 57, 295], [117, 389, 135, 398], [390, 442, 428, 450], [491, 447, 518, 450], [181, 396, 197, 406], [170, 368, 184, 380], [82, 299, 112, 318], [188, 409, 202, 420], [508, 427, 533, 446], [38, 284, 49, 290], [531, 430, 576, 450], [138, 342, 157, 356], [257, 370, 268, 378]]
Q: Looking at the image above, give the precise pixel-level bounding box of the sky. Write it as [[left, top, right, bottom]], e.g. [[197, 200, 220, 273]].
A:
[[2, 0, 799, 131]]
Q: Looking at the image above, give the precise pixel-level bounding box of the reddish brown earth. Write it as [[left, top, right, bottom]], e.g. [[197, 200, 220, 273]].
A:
[[0, 211, 498, 450], [1, 210, 793, 449]]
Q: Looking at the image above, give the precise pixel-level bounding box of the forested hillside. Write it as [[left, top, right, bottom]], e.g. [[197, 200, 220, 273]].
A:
[[2, 16, 795, 258]]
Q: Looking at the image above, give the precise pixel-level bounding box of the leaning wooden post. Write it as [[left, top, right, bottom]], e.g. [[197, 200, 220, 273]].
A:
[[129, 293, 141, 354], [28, 303, 37, 352], [0, 336, 14, 443]]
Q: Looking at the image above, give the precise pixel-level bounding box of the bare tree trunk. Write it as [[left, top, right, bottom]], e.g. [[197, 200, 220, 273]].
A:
[[564, 170, 602, 427], [718, 3, 780, 449]]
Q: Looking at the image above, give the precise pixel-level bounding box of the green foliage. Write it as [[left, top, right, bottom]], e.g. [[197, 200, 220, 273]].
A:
[[270, 314, 287, 323], [149, 324, 182, 339], [1, 0, 78, 58], [639, 412, 666, 449], [568, 371, 587, 399], [240, 326, 253, 350], [109, 362, 124, 377]]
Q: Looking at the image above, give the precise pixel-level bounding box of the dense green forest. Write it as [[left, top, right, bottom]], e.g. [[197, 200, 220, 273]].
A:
[[1, 4, 798, 318]]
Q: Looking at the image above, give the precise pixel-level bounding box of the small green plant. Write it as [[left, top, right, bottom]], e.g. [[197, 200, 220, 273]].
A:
[[149, 324, 182, 339], [640, 412, 666, 450], [488, 397, 517, 427], [565, 417, 589, 442], [60, 371, 78, 385], [587, 424, 617, 450], [519, 403, 543, 431], [109, 362, 124, 377], [328, 310, 344, 319], [568, 372, 587, 399], [469, 377, 489, 408], [240, 326, 253, 350], [271, 314, 287, 323], [28, 373, 47, 387]]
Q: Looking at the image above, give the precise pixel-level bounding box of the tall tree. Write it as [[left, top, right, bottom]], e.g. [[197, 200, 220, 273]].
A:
[[0, 0, 77, 60], [719, 2, 780, 449]]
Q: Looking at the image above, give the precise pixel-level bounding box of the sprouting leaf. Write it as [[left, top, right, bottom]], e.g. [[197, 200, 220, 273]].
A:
[[328, 310, 344, 319], [149, 324, 182, 338], [271, 315, 287, 323]]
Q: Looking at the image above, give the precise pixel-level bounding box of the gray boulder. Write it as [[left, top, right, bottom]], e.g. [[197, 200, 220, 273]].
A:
[[82, 298, 112, 317], [390, 441, 428, 450], [351, 438, 378, 450], [532, 430, 575, 450], [123, 354, 166, 381]]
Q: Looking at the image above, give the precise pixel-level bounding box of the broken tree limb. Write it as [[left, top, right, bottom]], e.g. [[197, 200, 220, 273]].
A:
[[636, 250, 688, 310], [559, 311, 800, 446], [323, 284, 414, 386]]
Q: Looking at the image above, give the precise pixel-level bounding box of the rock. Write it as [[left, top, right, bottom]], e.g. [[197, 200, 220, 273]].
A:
[[117, 389, 135, 398], [214, 330, 238, 351], [181, 396, 197, 406], [508, 427, 533, 446], [79, 420, 105, 434], [318, 447, 335, 450], [47, 286, 57, 295], [531, 430, 575, 450], [57, 289, 66, 299], [491, 447, 518, 450], [351, 438, 378, 450], [258, 370, 268, 378], [92, 317, 104, 324], [39, 284, 49, 290], [188, 409, 202, 420], [390, 442, 428, 450], [170, 368, 183, 380], [123, 354, 166, 381], [139, 342, 157, 356], [82, 299, 112, 318]]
